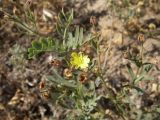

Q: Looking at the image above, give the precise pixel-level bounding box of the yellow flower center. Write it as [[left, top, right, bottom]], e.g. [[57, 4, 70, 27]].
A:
[[70, 52, 90, 69]]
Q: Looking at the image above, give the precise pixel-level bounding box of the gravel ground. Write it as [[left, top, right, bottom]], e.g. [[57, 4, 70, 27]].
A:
[[0, 0, 160, 120]]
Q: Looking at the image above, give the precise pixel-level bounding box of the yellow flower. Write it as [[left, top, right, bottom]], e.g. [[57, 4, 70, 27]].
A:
[[70, 52, 90, 69]]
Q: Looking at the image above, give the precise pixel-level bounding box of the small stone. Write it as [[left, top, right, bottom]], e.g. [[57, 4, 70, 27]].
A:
[[0, 104, 5, 110], [151, 83, 158, 92], [112, 33, 123, 46]]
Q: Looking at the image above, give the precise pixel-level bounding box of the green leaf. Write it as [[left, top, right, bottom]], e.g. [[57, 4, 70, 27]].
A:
[[132, 86, 145, 94], [133, 59, 142, 68], [67, 9, 73, 23], [32, 40, 42, 50], [41, 38, 48, 49], [28, 47, 34, 53], [28, 48, 35, 58], [47, 69, 77, 89], [75, 26, 80, 44], [67, 33, 73, 48], [91, 39, 97, 50], [79, 27, 84, 45], [156, 108, 160, 113], [56, 9, 73, 39], [28, 37, 62, 58], [134, 74, 154, 84], [143, 63, 153, 72], [126, 64, 136, 81], [134, 75, 144, 84], [47, 75, 76, 89], [66, 26, 84, 50]]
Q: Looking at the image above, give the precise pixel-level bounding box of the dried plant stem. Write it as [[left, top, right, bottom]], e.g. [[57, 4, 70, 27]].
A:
[[96, 35, 126, 120], [139, 43, 144, 73], [135, 43, 144, 78]]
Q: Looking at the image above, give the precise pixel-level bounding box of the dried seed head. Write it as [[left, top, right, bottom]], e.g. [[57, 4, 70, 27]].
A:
[[39, 81, 50, 99], [42, 91, 50, 99], [126, 19, 140, 33], [50, 59, 62, 67], [63, 68, 73, 79], [79, 73, 88, 84], [90, 16, 97, 26], [138, 34, 145, 43], [39, 80, 45, 90], [123, 51, 131, 59]]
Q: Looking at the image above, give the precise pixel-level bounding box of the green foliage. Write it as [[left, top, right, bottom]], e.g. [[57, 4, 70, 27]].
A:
[[67, 26, 92, 50], [28, 37, 64, 58], [67, 26, 84, 50], [28, 9, 92, 58], [126, 63, 136, 81], [75, 84, 99, 112], [56, 9, 92, 51], [27, 25, 90, 58], [56, 8, 73, 41], [70, 82, 102, 119], [7, 7, 39, 35], [9, 44, 26, 70], [46, 68, 102, 119], [47, 68, 77, 89], [126, 62, 154, 85]]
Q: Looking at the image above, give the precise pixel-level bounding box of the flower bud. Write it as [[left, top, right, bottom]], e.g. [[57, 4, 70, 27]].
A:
[[63, 68, 73, 79], [138, 34, 145, 43], [79, 73, 88, 84]]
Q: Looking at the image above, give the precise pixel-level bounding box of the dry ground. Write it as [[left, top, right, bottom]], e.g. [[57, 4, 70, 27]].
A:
[[0, 0, 160, 120]]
